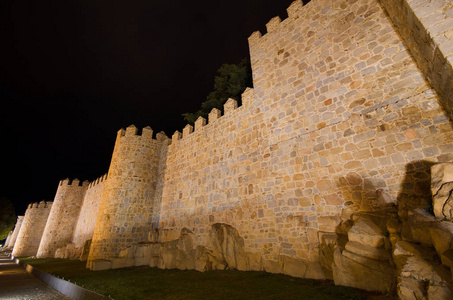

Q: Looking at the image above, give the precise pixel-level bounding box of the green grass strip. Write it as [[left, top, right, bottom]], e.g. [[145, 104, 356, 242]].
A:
[[19, 258, 382, 300]]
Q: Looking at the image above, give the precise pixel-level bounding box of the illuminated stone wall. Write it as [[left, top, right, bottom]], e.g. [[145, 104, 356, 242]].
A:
[[29, 0, 453, 292], [37, 179, 88, 258], [87, 126, 170, 263], [72, 174, 107, 250], [12, 201, 52, 257], [5, 216, 24, 249], [379, 0, 453, 121], [154, 0, 453, 277]]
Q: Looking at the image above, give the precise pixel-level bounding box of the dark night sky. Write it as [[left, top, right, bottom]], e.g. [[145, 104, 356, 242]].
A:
[[1, 0, 308, 216]]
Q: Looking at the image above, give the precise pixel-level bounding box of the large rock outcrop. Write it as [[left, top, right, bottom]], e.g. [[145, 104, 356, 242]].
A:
[[393, 240, 453, 300], [431, 163, 453, 220], [333, 209, 397, 293]]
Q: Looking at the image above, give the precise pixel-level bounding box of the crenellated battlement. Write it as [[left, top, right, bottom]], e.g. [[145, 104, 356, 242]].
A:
[[118, 124, 164, 140], [12, 199, 53, 257], [89, 120, 171, 262], [172, 131, 182, 143], [28, 200, 53, 209], [37, 175, 89, 258], [24, 0, 453, 293], [156, 131, 170, 143], [4, 215, 24, 249], [88, 173, 108, 188], [194, 116, 206, 132], [59, 178, 89, 187], [248, 0, 306, 48], [172, 88, 254, 143], [116, 125, 171, 146]]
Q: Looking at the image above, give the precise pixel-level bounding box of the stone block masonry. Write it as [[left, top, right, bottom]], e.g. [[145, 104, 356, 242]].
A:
[[12, 201, 52, 257], [15, 0, 453, 294], [72, 174, 107, 251], [87, 126, 170, 262], [158, 0, 453, 273], [5, 216, 24, 249], [378, 0, 453, 122], [37, 179, 89, 258]]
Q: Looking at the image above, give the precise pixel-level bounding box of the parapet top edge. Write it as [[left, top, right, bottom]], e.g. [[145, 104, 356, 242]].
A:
[[173, 100, 239, 143], [172, 88, 254, 144], [28, 201, 53, 209], [118, 125, 169, 142], [88, 173, 108, 188], [59, 178, 89, 187], [248, 0, 306, 47]]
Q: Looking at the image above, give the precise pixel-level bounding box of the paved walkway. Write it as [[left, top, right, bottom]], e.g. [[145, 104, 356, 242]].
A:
[[0, 253, 69, 299]]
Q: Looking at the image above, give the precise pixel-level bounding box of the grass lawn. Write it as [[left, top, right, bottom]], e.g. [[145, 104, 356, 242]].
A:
[[19, 258, 386, 300]]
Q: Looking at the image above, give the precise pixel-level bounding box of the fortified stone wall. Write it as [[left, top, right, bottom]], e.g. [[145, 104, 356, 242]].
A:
[[12, 201, 52, 257], [5, 216, 24, 249], [72, 174, 107, 250], [87, 126, 170, 264], [4, 232, 12, 248], [378, 0, 453, 120], [152, 0, 453, 277], [37, 179, 89, 258], [151, 132, 170, 228], [20, 0, 453, 294]]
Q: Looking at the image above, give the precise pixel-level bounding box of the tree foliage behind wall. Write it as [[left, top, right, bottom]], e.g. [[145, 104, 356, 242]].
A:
[[182, 58, 253, 124], [0, 197, 16, 240]]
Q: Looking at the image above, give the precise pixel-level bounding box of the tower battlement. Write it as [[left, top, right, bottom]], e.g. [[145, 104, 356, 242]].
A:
[[29, 200, 52, 209], [4, 216, 24, 249], [59, 178, 89, 187], [248, 0, 305, 48], [21, 0, 453, 294], [12, 200, 52, 257], [37, 178, 89, 258], [171, 88, 254, 143], [117, 125, 154, 139], [88, 120, 170, 262]]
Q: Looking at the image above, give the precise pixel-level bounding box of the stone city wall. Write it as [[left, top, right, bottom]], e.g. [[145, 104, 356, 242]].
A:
[[37, 179, 89, 258], [4, 232, 12, 248], [72, 174, 107, 250], [150, 0, 453, 279], [12, 201, 52, 257], [5, 216, 24, 249], [87, 126, 170, 265], [378, 0, 453, 121], [17, 0, 453, 295]]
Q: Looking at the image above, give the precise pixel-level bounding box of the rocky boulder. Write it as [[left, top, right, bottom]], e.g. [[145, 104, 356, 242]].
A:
[[80, 239, 91, 261], [393, 240, 453, 300], [159, 228, 196, 270], [53, 243, 80, 260], [333, 247, 396, 293], [431, 163, 453, 220], [333, 211, 396, 293]]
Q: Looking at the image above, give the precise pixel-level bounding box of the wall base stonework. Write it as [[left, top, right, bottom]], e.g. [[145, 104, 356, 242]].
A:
[[15, 0, 453, 296], [12, 202, 52, 257]]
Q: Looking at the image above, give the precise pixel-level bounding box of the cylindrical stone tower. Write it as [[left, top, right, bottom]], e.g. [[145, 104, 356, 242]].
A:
[[37, 178, 88, 258], [87, 125, 168, 266], [5, 216, 24, 249], [4, 232, 12, 248], [12, 201, 52, 257]]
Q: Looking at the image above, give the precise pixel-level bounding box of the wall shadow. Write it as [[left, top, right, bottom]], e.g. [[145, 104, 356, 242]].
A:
[[396, 160, 436, 219]]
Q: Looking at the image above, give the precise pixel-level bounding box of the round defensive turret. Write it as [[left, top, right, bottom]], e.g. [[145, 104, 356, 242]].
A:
[[4, 231, 12, 248], [87, 125, 169, 264], [12, 201, 52, 257], [5, 216, 24, 249], [37, 178, 89, 258]]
